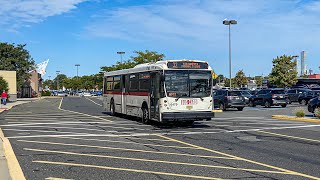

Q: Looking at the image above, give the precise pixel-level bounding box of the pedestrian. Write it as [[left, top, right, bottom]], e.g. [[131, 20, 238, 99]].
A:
[[1, 90, 8, 105]]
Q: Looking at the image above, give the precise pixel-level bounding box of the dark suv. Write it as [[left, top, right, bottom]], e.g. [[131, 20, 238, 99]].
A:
[[286, 89, 310, 103], [298, 90, 320, 105], [307, 97, 320, 113], [213, 90, 245, 111], [249, 89, 288, 108]]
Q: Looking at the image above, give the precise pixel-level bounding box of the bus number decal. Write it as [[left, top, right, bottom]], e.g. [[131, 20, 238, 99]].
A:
[[181, 99, 198, 105]]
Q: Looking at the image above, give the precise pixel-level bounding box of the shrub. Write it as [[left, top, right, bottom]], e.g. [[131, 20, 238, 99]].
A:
[[293, 108, 305, 117], [314, 107, 320, 119], [41, 91, 51, 96]]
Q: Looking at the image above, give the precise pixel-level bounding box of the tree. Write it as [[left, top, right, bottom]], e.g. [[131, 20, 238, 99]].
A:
[[0, 76, 9, 92], [269, 55, 297, 88], [254, 76, 263, 87], [217, 74, 225, 83], [234, 70, 247, 88], [101, 50, 165, 72], [53, 74, 67, 90], [43, 79, 54, 90], [0, 42, 35, 89]]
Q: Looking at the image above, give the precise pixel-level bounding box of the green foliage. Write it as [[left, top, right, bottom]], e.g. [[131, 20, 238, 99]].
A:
[[0, 76, 9, 92], [255, 76, 263, 87], [294, 108, 305, 117], [41, 91, 51, 96], [314, 107, 320, 119], [101, 50, 165, 72], [269, 55, 297, 88], [43, 79, 55, 90], [234, 70, 247, 88], [53, 74, 67, 90], [0, 42, 35, 89]]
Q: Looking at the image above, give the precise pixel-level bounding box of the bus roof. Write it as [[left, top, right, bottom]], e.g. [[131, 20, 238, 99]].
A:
[[104, 59, 212, 77]]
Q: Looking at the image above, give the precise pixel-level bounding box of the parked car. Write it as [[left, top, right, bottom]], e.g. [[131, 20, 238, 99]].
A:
[[57, 91, 68, 97], [80, 92, 92, 97], [213, 90, 245, 111], [286, 89, 310, 103], [298, 90, 320, 105], [307, 97, 320, 113], [239, 90, 252, 104], [248, 88, 288, 108]]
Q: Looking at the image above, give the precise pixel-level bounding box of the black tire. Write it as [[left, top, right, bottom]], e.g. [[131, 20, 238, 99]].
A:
[[289, 99, 292, 104], [237, 107, 244, 111], [219, 103, 226, 111], [110, 101, 115, 116], [281, 104, 287, 108], [264, 101, 271, 108], [141, 107, 150, 124], [249, 100, 255, 107]]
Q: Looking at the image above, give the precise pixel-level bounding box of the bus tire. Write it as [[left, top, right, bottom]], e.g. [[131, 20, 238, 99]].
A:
[[110, 100, 115, 116], [141, 107, 150, 124]]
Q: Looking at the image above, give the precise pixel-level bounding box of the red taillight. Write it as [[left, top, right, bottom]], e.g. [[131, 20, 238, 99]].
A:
[[225, 96, 231, 99]]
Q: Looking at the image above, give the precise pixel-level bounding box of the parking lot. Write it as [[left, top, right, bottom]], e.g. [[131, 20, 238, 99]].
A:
[[0, 97, 319, 179]]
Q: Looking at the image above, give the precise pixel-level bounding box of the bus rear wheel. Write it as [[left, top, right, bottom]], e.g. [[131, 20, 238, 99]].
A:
[[141, 108, 150, 124], [110, 101, 115, 116]]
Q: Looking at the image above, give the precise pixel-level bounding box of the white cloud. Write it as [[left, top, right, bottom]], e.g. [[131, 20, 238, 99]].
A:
[[0, 0, 87, 31]]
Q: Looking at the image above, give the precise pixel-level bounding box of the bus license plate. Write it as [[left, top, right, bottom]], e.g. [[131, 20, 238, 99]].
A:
[[181, 99, 198, 105]]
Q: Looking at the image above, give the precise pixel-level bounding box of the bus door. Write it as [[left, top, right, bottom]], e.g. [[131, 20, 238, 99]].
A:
[[150, 72, 160, 120], [121, 75, 126, 114]]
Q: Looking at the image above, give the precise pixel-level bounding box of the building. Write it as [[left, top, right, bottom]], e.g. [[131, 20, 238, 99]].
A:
[[296, 74, 320, 86], [0, 71, 17, 101], [20, 71, 43, 98]]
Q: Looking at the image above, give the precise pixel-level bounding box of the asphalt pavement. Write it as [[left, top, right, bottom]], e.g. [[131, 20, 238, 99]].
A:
[[0, 97, 319, 180]]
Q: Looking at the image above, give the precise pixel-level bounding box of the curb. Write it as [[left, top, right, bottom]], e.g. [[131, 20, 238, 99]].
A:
[[0, 129, 26, 180], [212, 110, 223, 113], [272, 115, 320, 123]]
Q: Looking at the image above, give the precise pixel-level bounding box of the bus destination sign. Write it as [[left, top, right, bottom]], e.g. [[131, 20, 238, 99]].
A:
[[167, 62, 208, 69]]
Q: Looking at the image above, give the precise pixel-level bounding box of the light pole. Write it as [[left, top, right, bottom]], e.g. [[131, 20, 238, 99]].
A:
[[48, 76, 51, 80], [56, 71, 60, 90], [223, 19, 237, 89], [117, 51, 125, 63], [75, 64, 80, 80]]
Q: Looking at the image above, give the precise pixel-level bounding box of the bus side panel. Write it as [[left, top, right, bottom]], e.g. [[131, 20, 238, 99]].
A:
[[103, 94, 112, 112], [113, 94, 122, 114], [126, 95, 148, 117]]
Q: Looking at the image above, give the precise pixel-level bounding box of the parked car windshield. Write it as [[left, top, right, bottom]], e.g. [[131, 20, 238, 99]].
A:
[[228, 91, 242, 96], [240, 91, 251, 96], [271, 90, 285, 94]]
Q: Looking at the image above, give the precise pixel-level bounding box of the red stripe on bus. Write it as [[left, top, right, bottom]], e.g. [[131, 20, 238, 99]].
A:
[[104, 92, 149, 96]]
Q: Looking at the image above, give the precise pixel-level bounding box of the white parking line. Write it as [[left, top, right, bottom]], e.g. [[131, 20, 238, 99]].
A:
[[85, 97, 103, 106], [6, 124, 320, 139]]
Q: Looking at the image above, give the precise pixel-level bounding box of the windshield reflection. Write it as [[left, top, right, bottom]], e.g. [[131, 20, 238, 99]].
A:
[[165, 70, 212, 98]]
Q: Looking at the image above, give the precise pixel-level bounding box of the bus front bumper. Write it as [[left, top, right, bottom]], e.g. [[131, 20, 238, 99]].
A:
[[161, 111, 214, 122]]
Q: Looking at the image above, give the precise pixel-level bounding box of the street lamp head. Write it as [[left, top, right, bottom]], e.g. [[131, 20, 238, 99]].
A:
[[223, 20, 230, 25], [117, 51, 125, 54], [230, 20, 237, 24], [223, 20, 237, 25], [75, 64, 80, 66]]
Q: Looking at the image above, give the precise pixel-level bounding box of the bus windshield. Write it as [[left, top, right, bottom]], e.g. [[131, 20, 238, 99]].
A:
[[164, 70, 212, 98]]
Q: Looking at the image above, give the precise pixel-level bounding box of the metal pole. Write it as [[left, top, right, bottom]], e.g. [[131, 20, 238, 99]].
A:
[[229, 24, 232, 89]]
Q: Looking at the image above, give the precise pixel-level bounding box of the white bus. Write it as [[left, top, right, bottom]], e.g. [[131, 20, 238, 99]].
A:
[[103, 59, 214, 124]]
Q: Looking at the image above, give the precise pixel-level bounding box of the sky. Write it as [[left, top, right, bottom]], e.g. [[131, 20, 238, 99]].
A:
[[1, 0, 320, 79]]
